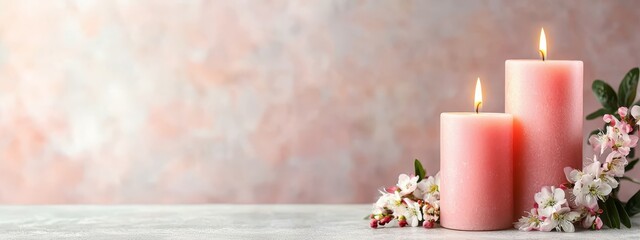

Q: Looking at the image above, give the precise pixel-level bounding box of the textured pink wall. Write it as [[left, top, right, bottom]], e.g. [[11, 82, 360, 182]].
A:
[[0, 1, 638, 203]]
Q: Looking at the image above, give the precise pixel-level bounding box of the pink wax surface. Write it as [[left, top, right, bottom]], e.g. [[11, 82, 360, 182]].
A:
[[440, 112, 513, 230], [505, 60, 583, 220]]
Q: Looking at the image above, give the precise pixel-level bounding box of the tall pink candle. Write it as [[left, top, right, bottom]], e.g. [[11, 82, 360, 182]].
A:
[[506, 30, 583, 219], [440, 80, 514, 230], [506, 59, 583, 219]]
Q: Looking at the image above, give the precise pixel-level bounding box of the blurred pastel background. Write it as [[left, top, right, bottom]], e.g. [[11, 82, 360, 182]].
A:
[[0, 0, 639, 204]]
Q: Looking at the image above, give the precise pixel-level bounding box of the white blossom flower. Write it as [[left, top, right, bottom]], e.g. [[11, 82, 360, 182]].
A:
[[414, 182, 427, 199], [603, 151, 628, 177], [600, 174, 619, 189], [568, 157, 620, 190], [374, 191, 391, 209], [584, 156, 603, 176], [415, 173, 440, 200], [387, 191, 409, 218], [534, 186, 567, 217], [564, 167, 582, 184], [390, 204, 408, 220], [608, 127, 638, 155], [601, 113, 638, 154], [396, 174, 419, 196], [573, 175, 612, 209], [403, 198, 423, 227], [539, 207, 580, 232], [387, 191, 403, 206], [515, 208, 542, 231], [588, 133, 610, 155]]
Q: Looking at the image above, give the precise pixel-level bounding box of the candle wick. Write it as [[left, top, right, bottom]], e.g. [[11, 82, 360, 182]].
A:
[[475, 102, 481, 114], [539, 50, 545, 61]]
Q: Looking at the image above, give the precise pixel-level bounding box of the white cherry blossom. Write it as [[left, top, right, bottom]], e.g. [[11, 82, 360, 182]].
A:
[[573, 175, 612, 209], [603, 151, 628, 177], [539, 207, 580, 232], [396, 174, 419, 196], [534, 186, 567, 218], [588, 133, 609, 155], [403, 198, 423, 227], [514, 208, 542, 231]]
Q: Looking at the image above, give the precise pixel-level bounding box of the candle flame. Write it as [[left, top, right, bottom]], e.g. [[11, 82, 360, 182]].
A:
[[474, 77, 482, 113], [539, 28, 547, 61]]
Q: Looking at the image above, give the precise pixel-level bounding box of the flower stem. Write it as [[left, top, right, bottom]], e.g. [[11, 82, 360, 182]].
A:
[[621, 176, 640, 185]]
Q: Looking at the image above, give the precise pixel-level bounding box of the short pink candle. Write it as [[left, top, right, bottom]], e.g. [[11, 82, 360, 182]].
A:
[[506, 29, 583, 219], [440, 80, 514, 230]]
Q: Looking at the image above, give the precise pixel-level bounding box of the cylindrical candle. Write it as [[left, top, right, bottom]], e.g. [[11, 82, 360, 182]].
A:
[[440, 112, 513, 230], [506, 60, 583, 219]]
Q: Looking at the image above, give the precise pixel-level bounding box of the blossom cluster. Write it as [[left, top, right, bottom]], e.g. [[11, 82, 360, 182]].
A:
[[369, 173, 440, 229], [516, 106, 639, 232]]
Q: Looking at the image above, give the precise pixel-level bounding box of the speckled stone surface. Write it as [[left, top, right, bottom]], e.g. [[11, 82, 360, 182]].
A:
[[0, 205, 639, 239]]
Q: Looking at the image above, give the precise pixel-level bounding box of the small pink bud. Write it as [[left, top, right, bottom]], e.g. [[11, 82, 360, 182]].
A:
[[603, 114, 614, 123], [619, 107, 629, 118], [533, 202, 539, 209], [558, 184, 567, 190], [382, 215, 392, 224], [595, 217, 603, 230], [398, 219, 408, 227], [423, 220, 435, 228], [370, 219, 378, 229]]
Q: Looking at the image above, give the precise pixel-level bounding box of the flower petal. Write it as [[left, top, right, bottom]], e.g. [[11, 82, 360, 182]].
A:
[[632, 105, 640, 119], [560, 220, 575, 232]]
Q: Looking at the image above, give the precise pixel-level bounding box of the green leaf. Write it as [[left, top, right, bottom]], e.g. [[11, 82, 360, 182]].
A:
[[614, 198, 632, 228], [599, 200, 612, 227], [625, 190, 640, 217], [626, 159, 639, 172], [414, 159, 426, 182], [586, 108, 609, 120], [592, 80, 619, 111], [605, 197, 621, 229], [629, 148, 636, 160], [618, 68, 640, 107]]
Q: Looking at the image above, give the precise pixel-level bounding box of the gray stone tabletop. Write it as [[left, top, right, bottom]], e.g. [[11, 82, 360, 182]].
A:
[[0, 204, 638, 239]]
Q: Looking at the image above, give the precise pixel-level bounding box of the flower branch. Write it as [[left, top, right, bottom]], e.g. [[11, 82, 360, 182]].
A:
[[368, 160, 440, 229]]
